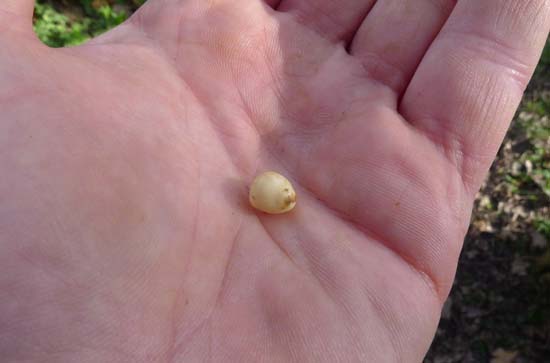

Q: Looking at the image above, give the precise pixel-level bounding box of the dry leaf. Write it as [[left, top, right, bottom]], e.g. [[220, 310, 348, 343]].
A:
[[511, 161, 522, 176], [490, 348, 518, 363], [511, 206, 528, 221], [524, 159, 533, 174], [473, 219, 494, 233], [479, 195, 492, 210]]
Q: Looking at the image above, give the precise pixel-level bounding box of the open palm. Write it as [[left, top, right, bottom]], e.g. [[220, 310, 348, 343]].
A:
[[1, 0, 549, 361]]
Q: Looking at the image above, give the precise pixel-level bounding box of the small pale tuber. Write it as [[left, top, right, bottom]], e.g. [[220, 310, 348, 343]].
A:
[[249, 171, 296, 214]]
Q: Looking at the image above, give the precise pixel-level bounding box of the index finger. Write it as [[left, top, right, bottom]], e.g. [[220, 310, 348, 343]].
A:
[[400, 0, 550, 192]]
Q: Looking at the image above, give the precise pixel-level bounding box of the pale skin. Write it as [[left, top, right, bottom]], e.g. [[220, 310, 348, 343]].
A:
[[0, 0, 549, 361]]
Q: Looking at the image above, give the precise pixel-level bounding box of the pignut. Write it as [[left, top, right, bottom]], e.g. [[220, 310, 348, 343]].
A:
[[249, 171, 297, 214]]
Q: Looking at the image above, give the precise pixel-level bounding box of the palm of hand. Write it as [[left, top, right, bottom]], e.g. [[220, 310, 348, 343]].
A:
[[1, 1, 548, 362]]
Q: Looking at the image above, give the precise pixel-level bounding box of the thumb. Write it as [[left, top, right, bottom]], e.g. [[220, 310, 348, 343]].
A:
[[1, 0, 35, 28]]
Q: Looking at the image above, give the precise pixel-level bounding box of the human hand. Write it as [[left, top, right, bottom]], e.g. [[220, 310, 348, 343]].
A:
[[1, 0, 549, 361]]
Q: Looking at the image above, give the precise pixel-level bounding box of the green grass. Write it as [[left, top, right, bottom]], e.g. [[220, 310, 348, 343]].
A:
[[516, 95, 550, 198], [535, 218, 550, 239], [33, 0, 141, 47]]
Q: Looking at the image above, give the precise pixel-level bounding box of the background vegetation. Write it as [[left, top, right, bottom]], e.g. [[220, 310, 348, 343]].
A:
[[33, 1, 550, 362], [34, 0, 143, 47]]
